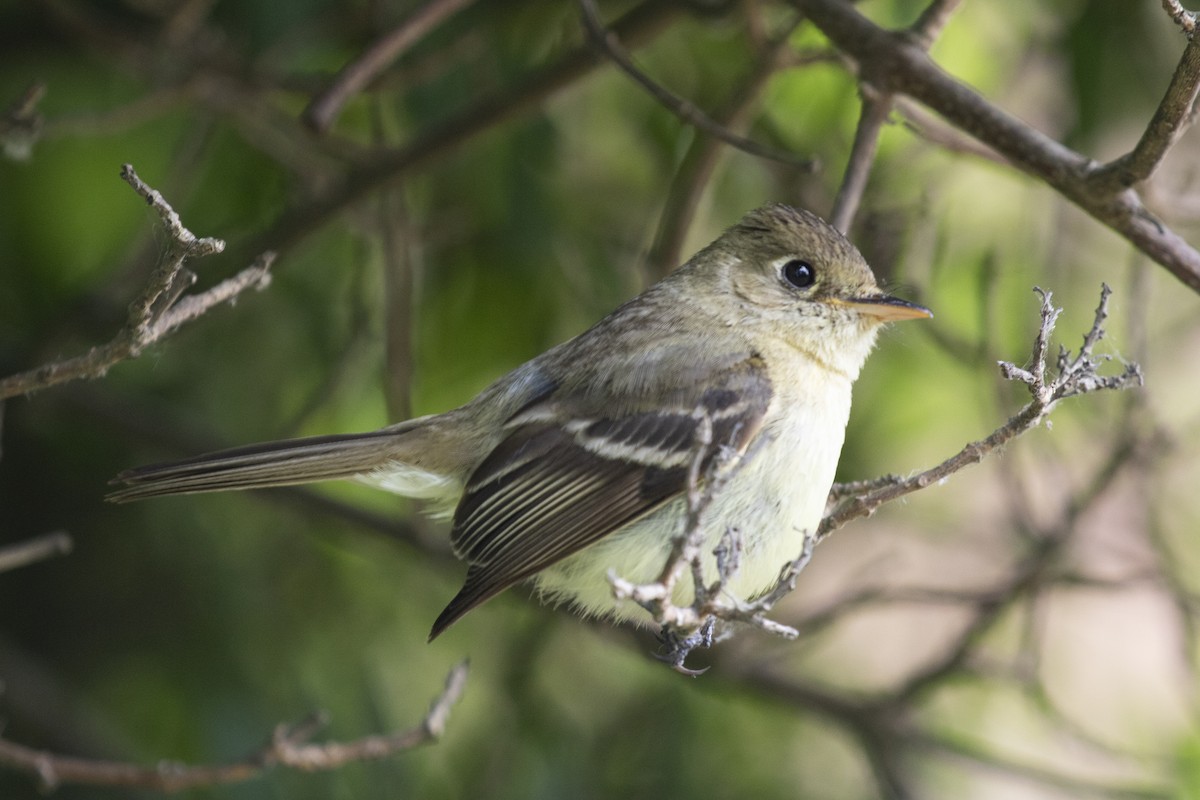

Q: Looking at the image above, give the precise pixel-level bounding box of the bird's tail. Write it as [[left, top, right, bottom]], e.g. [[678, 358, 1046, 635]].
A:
[[107, 424, 429, 503]]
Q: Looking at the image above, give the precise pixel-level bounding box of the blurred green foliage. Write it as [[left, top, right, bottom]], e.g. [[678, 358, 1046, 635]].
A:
[[2, 1, 1198, 798]]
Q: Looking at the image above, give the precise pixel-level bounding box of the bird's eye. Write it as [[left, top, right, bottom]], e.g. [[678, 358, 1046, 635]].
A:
[[782, 259, 816, 289]]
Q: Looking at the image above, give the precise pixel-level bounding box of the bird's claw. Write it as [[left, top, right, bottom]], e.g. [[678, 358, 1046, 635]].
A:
[[653, 617, 716, 676]]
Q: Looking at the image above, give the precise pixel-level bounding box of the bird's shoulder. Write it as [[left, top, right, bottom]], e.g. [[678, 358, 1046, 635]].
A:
[[540, 300, 767, 415]]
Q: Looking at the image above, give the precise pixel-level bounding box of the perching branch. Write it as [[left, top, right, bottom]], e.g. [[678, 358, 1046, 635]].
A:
[[608, 406, 751, 673], [822, 284, 1143, 539], [0, 165, 274, 400], [0, 661, 468, 793], [612, 284, 1141, 673]]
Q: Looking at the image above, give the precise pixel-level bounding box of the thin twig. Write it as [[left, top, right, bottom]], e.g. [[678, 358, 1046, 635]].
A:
[[0, 166, 274, 400], [827, 473, 904, 503], [577, 0, 814, 169], [0, 661, 468, 792], [893, 97, 1011, 164], [303, 0, 477, 133], [608, 408, 739, 627], [607, 405, 759, 673], [1162, 0, 1198, 37], [0, 532, 73, 574], [646, 16, 803, 278], [1090, 33, 1200, 189], [829, 0, 963, 233], [0, 81, 46, 161], [820, 285, 1141, 540], [830, 89, 892, 233], [908, 0, 964, 49]]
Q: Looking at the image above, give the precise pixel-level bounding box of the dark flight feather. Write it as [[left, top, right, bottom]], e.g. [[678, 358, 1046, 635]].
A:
[[429, 357, 772, 638]]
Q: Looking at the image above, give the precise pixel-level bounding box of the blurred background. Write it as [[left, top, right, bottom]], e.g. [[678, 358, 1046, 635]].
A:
[[1, 1, 1198, 798]]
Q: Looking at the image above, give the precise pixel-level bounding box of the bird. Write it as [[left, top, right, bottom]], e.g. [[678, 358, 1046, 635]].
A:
[[109, 204, 931, 640]]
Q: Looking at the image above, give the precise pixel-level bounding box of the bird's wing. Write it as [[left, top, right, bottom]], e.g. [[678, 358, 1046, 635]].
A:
[[430, 355, 772, 638]]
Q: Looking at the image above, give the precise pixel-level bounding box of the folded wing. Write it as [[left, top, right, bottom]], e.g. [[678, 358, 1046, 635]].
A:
[[430, 355, 772, 638]]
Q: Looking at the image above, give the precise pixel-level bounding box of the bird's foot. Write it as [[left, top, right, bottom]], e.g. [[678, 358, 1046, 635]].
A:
[[653, 617, 716, 676]]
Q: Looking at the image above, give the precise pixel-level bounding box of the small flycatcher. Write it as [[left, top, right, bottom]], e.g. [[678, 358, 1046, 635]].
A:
[[109, 205, 931, 639]]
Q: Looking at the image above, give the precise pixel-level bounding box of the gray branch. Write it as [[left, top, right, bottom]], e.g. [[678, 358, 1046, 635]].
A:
[[0, 661, 468, 792], [0, 165, 274, 400], [791, 0, 1200, 293]]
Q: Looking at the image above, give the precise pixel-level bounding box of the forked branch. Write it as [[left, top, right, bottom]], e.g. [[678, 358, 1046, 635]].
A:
[[0, 165, 274, 400], [821, 284, 1142, 537]]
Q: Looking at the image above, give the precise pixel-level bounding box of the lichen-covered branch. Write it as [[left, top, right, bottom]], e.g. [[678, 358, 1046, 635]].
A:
[[1162, 0, 1198, 36], [821, 284, 1143, 539]]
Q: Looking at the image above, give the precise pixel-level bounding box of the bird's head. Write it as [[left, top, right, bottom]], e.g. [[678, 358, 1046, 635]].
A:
[[685, 204, 931, 375]]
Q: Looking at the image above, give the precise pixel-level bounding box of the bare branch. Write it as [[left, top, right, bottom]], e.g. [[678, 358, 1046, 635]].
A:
[[577, 0, 815, 169], [790, 0, 1200, 293], [893, 96, 1011, 164], [229, 0, 681, 266], [822, 284, 1142, 540], [1091, 34, 1200, 189], [828, 473, 904, 503], [646, 17, 803, 277], [0, 661, 468, 792], [1162, 0, 1198, 36], [303, 0, 477, 133], [830, 0, 963, 233], [0, 81, 46, 161], [0, 531, 73, 574], [907, 0, 963, 49], [153, 254, 274, 338], [829, 90, 892, 233], [0, 166, 274, 400]]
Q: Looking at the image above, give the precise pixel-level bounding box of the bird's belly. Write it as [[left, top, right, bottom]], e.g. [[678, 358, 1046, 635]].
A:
[[532, 395, 849, 624]]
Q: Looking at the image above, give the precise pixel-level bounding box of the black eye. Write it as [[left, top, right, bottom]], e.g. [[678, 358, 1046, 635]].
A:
[[782, 259, 815, 288]]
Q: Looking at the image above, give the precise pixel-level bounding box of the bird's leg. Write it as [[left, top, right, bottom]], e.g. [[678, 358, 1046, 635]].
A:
[[654, 616, 717, 676]]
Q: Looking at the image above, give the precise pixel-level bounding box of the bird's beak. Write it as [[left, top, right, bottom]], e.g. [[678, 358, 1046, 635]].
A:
[[834, 294, 933, 322]]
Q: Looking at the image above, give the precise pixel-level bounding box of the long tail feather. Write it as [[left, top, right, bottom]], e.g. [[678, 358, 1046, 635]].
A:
[[107, 431, 401, 502]]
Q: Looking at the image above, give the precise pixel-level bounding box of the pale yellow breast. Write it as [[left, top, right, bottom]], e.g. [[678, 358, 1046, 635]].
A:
[[534, 351, 854, 623], [707, 353, 852, 600]]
